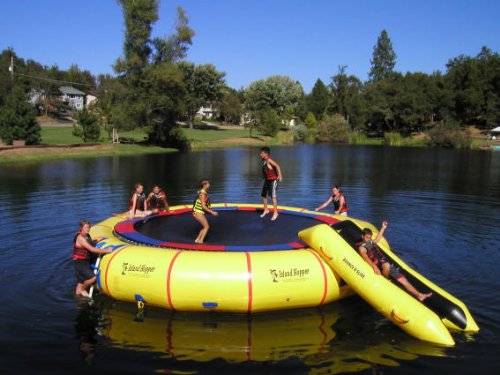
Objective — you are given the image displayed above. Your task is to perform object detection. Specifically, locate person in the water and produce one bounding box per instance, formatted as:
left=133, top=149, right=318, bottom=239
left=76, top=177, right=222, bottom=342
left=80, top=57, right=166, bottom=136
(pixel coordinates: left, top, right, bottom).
left=72, top=219, right=112, bottom=298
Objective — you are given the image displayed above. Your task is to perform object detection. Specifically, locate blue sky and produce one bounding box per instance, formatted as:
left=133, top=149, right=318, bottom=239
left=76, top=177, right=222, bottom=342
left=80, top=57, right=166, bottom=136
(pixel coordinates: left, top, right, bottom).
left=1, top=0, right=499, bottom=92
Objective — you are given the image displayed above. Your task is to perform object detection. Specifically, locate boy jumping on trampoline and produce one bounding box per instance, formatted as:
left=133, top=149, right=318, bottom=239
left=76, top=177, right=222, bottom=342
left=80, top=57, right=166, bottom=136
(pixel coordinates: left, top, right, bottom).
left=260, top=147, right=283, bottom=221
left=358, top=221, right=432, bottom=302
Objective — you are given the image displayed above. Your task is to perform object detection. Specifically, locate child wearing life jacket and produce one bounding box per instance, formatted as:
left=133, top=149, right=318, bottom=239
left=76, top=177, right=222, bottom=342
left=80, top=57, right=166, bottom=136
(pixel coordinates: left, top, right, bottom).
left=72, top=219, right=112, bottom=298
left=192, top=180, right=218, bottom=244
left=358, top=221, right=432, bottom=302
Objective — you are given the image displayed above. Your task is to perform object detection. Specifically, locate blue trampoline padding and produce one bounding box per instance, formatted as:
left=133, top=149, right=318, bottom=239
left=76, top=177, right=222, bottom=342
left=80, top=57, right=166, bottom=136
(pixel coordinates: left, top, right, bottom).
left=114, top=204, right=339, bottom=252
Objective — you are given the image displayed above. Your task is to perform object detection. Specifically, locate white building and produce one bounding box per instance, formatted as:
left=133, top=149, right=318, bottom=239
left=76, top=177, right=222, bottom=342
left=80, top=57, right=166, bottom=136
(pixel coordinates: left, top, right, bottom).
left=59, top=86, right=85, bottom=110
left=195, top=103, right=218, bottom=120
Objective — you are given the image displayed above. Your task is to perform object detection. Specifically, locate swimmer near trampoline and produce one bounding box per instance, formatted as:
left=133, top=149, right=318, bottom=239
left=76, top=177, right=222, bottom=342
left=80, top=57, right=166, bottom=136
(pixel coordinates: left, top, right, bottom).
left=89, top=202, right=479, bottom=346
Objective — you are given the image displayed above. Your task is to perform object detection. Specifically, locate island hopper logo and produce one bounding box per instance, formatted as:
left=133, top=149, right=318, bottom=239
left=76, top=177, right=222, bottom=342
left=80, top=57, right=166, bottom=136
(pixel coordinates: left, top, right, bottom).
left=122, top=262, right=156, bottom=278
left=270, top=267, right=309, bottom=282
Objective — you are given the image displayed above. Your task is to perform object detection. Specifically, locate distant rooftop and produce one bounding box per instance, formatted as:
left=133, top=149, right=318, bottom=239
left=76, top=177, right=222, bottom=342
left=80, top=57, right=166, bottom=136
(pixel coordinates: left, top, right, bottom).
left=59, top=86, right=85, bottom=96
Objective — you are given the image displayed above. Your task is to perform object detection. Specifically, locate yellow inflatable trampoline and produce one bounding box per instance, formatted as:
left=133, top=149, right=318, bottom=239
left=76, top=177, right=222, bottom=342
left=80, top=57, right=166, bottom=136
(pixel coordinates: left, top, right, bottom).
left=89, top=203, right=478, bottom=345
left=91, top=203, right=353, bottom=313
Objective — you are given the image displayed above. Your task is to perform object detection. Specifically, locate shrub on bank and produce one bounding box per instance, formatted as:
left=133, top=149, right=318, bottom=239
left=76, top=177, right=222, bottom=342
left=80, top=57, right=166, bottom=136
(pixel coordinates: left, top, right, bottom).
left=315, top=114, right=350, bottom=143
left=293, top=124, right=308, bottom=143
left=427, top=121, right=472, bottom=149
left=73, top=109, right=101, bottom=143
left=383, top=132, right=403, bottom=146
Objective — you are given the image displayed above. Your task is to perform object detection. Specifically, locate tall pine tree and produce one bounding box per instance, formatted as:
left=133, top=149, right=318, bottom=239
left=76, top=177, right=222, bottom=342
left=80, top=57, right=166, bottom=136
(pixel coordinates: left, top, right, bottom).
left=369, top=30, right=397, bottom=81
left=306, top=79, right=329, bottom=121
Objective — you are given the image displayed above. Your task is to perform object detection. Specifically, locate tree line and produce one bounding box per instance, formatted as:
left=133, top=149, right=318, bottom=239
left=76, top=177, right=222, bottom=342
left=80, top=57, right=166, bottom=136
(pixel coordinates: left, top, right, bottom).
left=1, top=0, right=499, bottom=148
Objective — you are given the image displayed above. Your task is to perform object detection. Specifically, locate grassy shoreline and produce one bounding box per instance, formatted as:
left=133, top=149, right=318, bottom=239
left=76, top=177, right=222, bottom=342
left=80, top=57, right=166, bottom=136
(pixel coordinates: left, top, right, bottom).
left=1, top=124, right=497, bottom=166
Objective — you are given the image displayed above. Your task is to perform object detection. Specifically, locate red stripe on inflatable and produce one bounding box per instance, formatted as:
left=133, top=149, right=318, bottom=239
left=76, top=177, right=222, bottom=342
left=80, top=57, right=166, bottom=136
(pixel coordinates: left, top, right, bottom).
left=314, top=216, right=339, bottom=225
left=103, top=246, right=128, bottom=299
left=161, top=242, right=226, bottom=251
left=114, top=221, right=136, bottom=233
left=237, top=207, right=258, bottom=211
left=287, top=241, right=306, bottom=249
left=246, top=252, right=253, bottom=313
left=166, top=250, right=182, bottom=310
left=305, top=249, right=328, bottom=305
left=171, top=207, right=192, bottom=214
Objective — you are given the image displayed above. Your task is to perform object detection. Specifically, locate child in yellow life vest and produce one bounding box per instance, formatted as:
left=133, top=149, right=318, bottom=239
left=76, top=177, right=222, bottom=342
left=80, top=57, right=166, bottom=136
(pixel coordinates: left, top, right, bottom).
left=192, top=180, right=218, bottom=243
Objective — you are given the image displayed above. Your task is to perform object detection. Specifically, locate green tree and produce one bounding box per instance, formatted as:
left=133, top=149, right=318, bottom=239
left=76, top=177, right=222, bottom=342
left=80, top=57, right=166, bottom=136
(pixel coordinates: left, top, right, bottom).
left=65, top=64, right=96, bottom=89
left=254, top=107, right=280, bottom=137
left=328, top=65, right=365, bottom=130
left=304, top=111, right=318, bottom=129
left=74, top=109, right=101, bottom=143
left=0, top=86, right=40, bottom=145
left=114, top=0, right=159, bottom=83
left=445, top=54, right=483, bottom=124
left=144, top=63, right=188, bottom=149
left=152, top=6, right=195, bottom=64
left=219, top=88, right=243, bottom=124
left=177, top=62, right=226, bottom=127
left=369, top=30, right=397, bottom=81
left=363, top=76, right=399, bottom=133
left=476, top=46, right=500, bottom=127
left=112, top=1, right=194, bottom=149
left=245, top=75, right=304, bottom=125
left=95, top=74, right=127, bottom=136
left=306, top=79, right=329, bottom=120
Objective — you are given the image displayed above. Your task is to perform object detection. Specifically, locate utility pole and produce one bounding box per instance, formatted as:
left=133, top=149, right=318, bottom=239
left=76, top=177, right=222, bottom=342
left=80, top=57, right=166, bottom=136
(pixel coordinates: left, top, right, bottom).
left=9, top=56, right=14, bottom=80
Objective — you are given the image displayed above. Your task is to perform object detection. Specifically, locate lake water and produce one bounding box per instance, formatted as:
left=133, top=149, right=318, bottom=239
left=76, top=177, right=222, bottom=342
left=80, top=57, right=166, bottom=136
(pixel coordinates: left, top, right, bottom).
left=0, top=144, right=499, bottom=374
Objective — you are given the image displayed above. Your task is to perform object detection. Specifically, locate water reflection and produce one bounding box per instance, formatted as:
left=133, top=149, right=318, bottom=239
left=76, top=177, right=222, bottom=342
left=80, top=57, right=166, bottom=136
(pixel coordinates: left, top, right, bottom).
left=74, top=301, right=103, bottom=366
left=96, top=299, right=446, bottom=373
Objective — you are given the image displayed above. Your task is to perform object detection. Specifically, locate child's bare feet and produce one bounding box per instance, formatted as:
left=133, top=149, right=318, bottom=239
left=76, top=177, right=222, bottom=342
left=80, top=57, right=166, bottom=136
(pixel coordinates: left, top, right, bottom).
left=260, top=210, right=269, bottom=218
left=79, top=290, right=90, bottom=298
left=271, top=212, right=279, bottom=221
left=418, top=292, right=432, bottom=301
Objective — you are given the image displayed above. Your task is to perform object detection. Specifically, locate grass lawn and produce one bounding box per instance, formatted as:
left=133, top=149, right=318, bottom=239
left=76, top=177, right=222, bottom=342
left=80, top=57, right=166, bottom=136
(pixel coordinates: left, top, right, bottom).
left=182, top=127, right=253, bottom=142
left=0, top=144, right=175, bottom=165
left=40, top=125, right=254, bottom=145
left=41, top=125, right=84, bottom=145
left=41, top=126, right=150, bottom=145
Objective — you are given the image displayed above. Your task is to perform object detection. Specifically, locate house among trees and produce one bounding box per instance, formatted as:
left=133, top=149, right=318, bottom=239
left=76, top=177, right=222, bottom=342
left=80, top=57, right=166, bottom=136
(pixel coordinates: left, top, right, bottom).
left=28, top=88, right=46, bottom=106
left=195, top=102, right=219, bottom=120
left=59, top=86, right=85, bottom=110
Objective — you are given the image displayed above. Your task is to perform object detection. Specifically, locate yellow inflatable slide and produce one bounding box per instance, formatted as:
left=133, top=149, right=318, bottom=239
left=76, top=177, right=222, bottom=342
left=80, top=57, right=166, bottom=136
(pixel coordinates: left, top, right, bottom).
left=299, top=220, right=479, bottom=346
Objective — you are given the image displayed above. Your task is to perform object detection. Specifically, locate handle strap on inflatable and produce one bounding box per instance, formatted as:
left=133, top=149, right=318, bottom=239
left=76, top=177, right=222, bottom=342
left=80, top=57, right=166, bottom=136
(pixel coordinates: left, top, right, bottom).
left=319, top=246, right=333, bottom=260
left=88, top=255, right=102, bottom=299
left=391, top=309, right=410, bottom=324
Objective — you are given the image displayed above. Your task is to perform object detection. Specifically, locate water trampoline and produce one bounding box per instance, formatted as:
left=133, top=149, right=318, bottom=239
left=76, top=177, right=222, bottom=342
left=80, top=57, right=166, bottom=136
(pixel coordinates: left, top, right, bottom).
left=91, top=203, right=352, bottom=313
left=89, top=203, right=478, bottom=345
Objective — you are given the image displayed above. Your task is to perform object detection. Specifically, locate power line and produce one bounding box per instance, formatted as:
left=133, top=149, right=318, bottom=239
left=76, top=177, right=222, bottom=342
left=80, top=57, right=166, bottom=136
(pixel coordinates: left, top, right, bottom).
left=14, top=72, right=94, bottom=87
